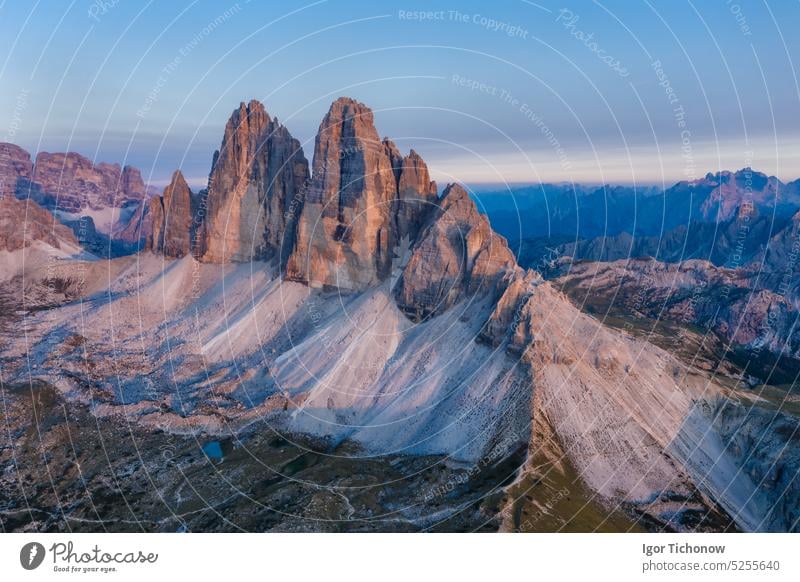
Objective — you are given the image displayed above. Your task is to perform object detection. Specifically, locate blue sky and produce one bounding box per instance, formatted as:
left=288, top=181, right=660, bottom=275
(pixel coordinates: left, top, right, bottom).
left=1, top=0, right=799, bottom=189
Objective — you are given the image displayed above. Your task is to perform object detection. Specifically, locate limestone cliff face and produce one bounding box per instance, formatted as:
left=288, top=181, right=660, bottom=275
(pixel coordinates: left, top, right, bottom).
left=479, top=268, right=541, bottom=348
left=395, top=148, right=438, bottom=241
left=0, top=142, right=149, bottom=254
left=0, top=143, right=33, bottom=199
left=286, top=98, right=398, bottom=288
left=199, top=100, right=309, bottom=263
left=147, top=170, right=194, bottom=258
left=115, top=198, right=152, bottom=245
left=0, top=195, right=77, bottom=251
left=286, top=98, right=437, bottom=290
left=395, top=183, right=517, bottom=321
left=29, top=151, right=146, bottom=212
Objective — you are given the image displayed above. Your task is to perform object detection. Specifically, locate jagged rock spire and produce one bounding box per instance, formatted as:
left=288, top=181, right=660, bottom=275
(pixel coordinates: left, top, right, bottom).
left=198, top=99, right=309, bottom=263
left=285, top=97, right=437, bottom=290
left=285, top=97, right=399, bottom=288
left=394, top=183, right=516, bottom=321
left=147, top=170, right=194, bottom=258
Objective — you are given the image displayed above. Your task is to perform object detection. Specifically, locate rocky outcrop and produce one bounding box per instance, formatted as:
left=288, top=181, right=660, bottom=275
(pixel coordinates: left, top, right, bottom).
left=699, top=169, right=789, bottom=222
left=147, top=170, right=194, bottom=258
left=115, top=197, right=152, bottom=245
left=526, top=205, right=788, bottom=271
left=550, top=257, right=800, bottom=364
left=0, top=194, right=77, bottom=251
left=395, top=148, right=438, bottom=240
left=199, top=100, right=309, bottom=263
left=757, top=209, right=800, bottom=296
left=395, top=183, right=517, bottom=321
left=286, top=98, right=398, bottom=288
left=479, top=268, right=541, bottom=347
left=27, top=151, right=146, bottom=213
left=286, top=98, right=437, bottom=290
left=0, top=143, right=33, bottom=199
left=0, top=143, right=151, bottom=256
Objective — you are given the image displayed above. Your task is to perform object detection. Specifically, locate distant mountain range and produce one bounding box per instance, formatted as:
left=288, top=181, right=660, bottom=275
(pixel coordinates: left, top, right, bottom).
left=473, top=168, right=800, bottom=381
left=481, top=169, right=800, bottom=243
left=0, top=142, right=155, bottom=257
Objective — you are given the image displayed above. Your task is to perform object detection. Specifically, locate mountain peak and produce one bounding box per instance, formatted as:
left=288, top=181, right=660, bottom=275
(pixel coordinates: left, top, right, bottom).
left=286, top=98, right=401, bottom=289
left=168, top=168, right=188, bottom=188
left=395, top=181, right=516, bottom=321
left=442, top=182, right=469, bottom=201
left=0, top=142, right=33, bottom=198
left=329, top=95, right=370, bottom=111
left=27, top=150, right=146, bottom=213
left=198, top=100, right=308, bottom=263
left=239, top=98, right=269, bottom=119
left=147, top=169, right=194, bottom=258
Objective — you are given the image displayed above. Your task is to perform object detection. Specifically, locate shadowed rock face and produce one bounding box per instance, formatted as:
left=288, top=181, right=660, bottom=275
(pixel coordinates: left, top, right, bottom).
left=147, top=170, right=194, bottom=258
left=199, top=100, right=309, bottom=263
left=0, top=195, right=77, bottom=251
left=395, top=183, right=517, bottom=321
left=286, top=98, right=437, bottom=290
left=0, top=143, right=33, bottom=199
left=115, top=197, right=152, bottom=245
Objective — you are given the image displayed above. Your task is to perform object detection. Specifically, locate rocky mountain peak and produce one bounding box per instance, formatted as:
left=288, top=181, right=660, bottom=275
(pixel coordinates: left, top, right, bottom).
left=147, top=170, right=194, bottom=258
left=29, top=151, right=146, bottom=213
left=398, top=149, right=435, bottom=197
left=394, top=147, right=438, bottom=245
left=382, top=137, right=403, bottom=182
left=0, top=143, right=150, bottom=253
left=325, top=96, right=375, bottom=132
left=161, top=97, right=505, bottom=323
left=199, top=99, right=309, bottom=263
left=285, top=98, right=403, bottom=289
left=221, top=100, right=272, bottom=183
left=395, top=182, right=517, bottom=321
left=699, top=167, right=782, bottom=221
left=0, top=142, right=33, bottom=198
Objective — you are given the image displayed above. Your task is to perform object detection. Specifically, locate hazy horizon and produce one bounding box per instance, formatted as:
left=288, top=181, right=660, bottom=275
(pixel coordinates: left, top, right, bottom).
left=3, top=0, right=799, bottom=188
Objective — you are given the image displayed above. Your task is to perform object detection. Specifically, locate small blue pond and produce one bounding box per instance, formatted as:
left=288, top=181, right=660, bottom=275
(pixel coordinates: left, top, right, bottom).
left=202, top=441, right=224, bottom=461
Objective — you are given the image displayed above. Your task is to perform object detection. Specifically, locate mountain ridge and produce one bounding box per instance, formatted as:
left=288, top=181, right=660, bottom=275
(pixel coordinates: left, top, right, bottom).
left=1, top=98, right=799, bottom=532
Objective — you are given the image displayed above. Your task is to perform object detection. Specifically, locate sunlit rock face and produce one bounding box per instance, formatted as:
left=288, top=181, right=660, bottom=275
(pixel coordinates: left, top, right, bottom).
left=0, top=194, right=77, bottom=251
left=286, top=97, right=399, bottom=289
left=29, top=151, right=146, bottom=212
left=387, top=142, right=439, bottom=242
left=395, top=183, right=517, bottom=321
left=0, top=142, right=33, bottom=199
left=199, top=100, right=309, bottom=263
left=147, top=170, right=194, bottom=258
left=286, top=98, right=437, bottom=291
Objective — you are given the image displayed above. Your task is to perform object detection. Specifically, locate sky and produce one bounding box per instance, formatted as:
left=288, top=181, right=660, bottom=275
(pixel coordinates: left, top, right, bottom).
left=1, top=0, right=799, bottom=190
